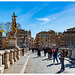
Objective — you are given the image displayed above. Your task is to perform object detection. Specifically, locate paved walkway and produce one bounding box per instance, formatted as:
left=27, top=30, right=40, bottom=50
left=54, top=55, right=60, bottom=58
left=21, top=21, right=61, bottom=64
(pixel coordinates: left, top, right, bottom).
left=26, top=51, right=75, bottom=74
left=4, top=52, right=31, bottom=73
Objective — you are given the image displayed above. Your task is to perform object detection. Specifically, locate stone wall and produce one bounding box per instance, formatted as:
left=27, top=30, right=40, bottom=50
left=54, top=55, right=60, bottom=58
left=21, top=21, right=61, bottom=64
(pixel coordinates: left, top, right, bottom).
left=0, top=48, right=28, bottom=73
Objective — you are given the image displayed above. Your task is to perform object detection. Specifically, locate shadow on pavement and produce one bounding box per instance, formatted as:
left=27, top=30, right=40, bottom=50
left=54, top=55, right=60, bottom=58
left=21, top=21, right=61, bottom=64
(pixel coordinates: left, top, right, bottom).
left=47, top=63, right=60, bottom=67
left=42, top=58, right=52, bottom=61
left=56, top=70, right=64, bottom=74
left=65, top=63, right=75, bottom=68
left=33, top=57, right=38, bottom=59
left=42, top=58, right=49, bottom=61
left=47, top=63, right=53, bottom=67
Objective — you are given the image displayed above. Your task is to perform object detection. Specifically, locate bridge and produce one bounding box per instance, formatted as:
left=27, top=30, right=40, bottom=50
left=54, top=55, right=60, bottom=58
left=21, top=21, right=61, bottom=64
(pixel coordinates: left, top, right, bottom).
left=0, top=48, right=75, bottom=74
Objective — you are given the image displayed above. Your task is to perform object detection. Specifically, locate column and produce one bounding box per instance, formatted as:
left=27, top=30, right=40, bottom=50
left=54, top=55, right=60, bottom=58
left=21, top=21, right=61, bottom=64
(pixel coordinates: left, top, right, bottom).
left=4, top=51, right=10, bottom=69
left=0, top=53, right=4, bottom=73
left=71, top=50, right=75, bottom=59
left=17, top=49, right=20, bottom=60
left=67, top=49, right=70, bottom=57
left=9, top=49, right=14, bottom=64
left=20, top=49, right=22, bottom=57
left=13, top=49, right=17, bottom=62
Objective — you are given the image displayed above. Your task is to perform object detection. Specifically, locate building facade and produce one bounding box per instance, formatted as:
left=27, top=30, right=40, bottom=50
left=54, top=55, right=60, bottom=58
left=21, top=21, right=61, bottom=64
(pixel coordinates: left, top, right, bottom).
left=35, top=30, right=57, bottom=48
left=56, top=32, right=65, bottom=48
left=2, top=37, right=6, bottom=48
left=0, top=32, right=2, bottom=48
left=17, top=29, right=31, bottom=48
left=63, top=27, right=75, bottom=48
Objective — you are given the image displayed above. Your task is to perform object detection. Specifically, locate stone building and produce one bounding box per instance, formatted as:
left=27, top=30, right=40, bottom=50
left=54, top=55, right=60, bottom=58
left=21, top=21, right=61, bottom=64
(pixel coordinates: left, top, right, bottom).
left=30, top=37, right=34, bottom=48
left=35, top=30, right=57, bottom=48
left=0, top=32, right=2, bottom=48
left=56, top=32, right=65, bottom=48
left=2, top=37, right=6, bottom=48
left=17, top=29, right=31, bottom=48
left=63, top=27, right=75, bottom=48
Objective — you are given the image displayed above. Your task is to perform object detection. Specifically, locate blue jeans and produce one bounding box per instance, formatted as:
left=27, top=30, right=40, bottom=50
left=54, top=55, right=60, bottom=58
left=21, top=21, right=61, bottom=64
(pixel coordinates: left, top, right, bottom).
left=61, top=58, right=65, bottom=70
left=53, top=56, right=58, bottom=63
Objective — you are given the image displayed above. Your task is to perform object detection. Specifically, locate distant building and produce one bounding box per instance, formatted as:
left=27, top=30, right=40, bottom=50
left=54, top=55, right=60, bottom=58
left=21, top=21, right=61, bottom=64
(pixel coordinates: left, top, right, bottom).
left=30, top=37, right=35, bottom=48
left=57, top=27, right=75, bottom=48
left=56, top=32, right=65, bottom=48
left=17, top=29, right=31, bottom=48
left=0, top=32, right=2, bottom=48
left=35, top=30, right=57, bottom=48
left=63, top=27, right=75, bottom=48
left=2, top=37, right=6, bottom=48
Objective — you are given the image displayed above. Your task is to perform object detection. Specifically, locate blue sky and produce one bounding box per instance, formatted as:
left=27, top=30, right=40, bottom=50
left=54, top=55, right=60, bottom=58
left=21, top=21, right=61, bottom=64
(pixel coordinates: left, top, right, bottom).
left=0, top=2, right=75, bottom=38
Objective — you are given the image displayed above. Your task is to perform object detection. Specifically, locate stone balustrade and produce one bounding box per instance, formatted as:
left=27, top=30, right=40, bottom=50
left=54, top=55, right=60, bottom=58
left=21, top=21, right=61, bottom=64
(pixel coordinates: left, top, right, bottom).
left=59, top=48, right=75, bottom=59
left=13, top=49, right=17, bottom=62
left=4, top=50, right=10, bottom=69
left=0, top=51, right=5, bottom=73
left=9, top=49, right=14, bottom=64
left=0, top=48, right=28, bottom=74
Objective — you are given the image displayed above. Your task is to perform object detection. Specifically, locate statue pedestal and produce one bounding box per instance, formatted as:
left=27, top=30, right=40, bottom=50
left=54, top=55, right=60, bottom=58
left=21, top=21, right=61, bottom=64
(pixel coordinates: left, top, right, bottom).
left=6, top=37, right=17, bottom=49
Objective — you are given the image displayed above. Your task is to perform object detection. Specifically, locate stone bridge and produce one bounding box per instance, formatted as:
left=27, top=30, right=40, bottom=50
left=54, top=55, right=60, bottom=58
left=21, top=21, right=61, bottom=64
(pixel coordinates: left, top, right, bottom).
left=0, top=48, right=28, bottom=73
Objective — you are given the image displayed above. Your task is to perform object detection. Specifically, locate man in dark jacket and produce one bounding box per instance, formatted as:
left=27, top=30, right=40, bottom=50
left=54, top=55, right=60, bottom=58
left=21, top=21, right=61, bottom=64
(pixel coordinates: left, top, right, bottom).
left=60, top=50, right=65, bottom=71
left=43, top=47, right=47, bottom=56
left=32, top=48, right=34, bottom=53
left=48, top=47, right=52, bottom=59
left=53, top=48, right=58, bottom=64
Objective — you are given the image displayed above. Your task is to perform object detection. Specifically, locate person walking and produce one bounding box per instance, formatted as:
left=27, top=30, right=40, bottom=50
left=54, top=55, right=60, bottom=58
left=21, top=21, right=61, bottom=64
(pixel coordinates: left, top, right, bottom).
left=48, top=47, right=52, bottom=60
left=53, top=48, right=59, bottom=65
left=32, top=48, right=34, bottom=53
left=43, top=47, right=47, bottom=56
left=60, top=50, right=65, bottom=71
left=22, top=48, right=24, bottom=56
left=37, top=47, right=41, bottom=57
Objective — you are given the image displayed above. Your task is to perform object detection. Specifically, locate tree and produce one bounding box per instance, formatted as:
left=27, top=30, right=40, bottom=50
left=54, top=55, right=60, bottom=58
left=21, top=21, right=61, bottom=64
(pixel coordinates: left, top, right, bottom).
left=17, top=23, right=22, bottom=30
left=0, top=22, right=21, bottom=36
left=4, top=22, right=12, bottom=34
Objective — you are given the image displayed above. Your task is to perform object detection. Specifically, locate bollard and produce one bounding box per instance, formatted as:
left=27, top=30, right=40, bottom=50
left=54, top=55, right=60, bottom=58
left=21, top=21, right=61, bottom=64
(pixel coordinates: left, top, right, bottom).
left=9, top=49, right=14, bottom=64
left=4, top=51, right=10, bottom=69
left=13, top=49, right=17, bottom=62
left=17, top=49, right=20, bottom=60
left=0, top=53, right=5, bottom=73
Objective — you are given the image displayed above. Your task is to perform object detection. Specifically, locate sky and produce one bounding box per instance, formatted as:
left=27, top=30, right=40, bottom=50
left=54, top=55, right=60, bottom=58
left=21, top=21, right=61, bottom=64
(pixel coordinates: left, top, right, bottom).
left=0, top=1, right=75, bottom=38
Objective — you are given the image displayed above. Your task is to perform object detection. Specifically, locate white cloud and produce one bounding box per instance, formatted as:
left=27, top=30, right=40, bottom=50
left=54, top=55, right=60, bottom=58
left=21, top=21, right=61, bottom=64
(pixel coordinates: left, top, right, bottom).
left=18, top=3, right=50, bottom=22
left=37, top=18, right=51, bottom=22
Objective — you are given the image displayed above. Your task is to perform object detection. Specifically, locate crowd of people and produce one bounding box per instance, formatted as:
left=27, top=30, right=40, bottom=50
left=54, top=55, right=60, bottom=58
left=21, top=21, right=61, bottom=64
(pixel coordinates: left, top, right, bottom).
left=31, top=47, right=66, bottom=72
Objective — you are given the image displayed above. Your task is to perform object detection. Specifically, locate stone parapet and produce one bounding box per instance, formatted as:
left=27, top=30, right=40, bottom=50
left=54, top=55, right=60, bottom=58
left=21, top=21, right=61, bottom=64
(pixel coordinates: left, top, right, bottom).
left=9, top=49, right=14, bottom=64
left=0, top=51, right=5, bottom=73
left=13, top=49, right=17, bottom=62
left=4, top=50, right=10, bottom=69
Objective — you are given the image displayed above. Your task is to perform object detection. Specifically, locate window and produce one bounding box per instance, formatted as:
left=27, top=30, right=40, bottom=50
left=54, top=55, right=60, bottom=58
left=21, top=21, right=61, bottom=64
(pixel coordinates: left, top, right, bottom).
left=41, top=34, right=44, bottom=37
left=45, top=34, right=49, bottom=37
left=25, top=32, right=27, bottom=34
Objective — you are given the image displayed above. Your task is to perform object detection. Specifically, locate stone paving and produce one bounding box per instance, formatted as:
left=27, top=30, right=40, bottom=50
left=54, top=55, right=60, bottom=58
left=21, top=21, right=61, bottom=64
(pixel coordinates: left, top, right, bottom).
left=26, top=51, right=75, bottom=74
left=4, top=52, right=31, bottom=73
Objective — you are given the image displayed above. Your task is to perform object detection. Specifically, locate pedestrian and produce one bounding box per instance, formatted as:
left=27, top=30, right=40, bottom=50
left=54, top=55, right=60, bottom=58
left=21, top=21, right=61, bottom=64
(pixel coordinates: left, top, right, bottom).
left=43, top=47, right=47, bottom=56
left=53, top=48, right=59, bottom=65
left=48, top=47, right=52, bottom=60
left=32, top=48, right=34, bottom=53
left=22, top=48, right=24, bottom=56
left=58, top=52, right=61, bottom=63
left=37, top=47, right=41, bottom=57
left=60, top=50, right=65, bottom=71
